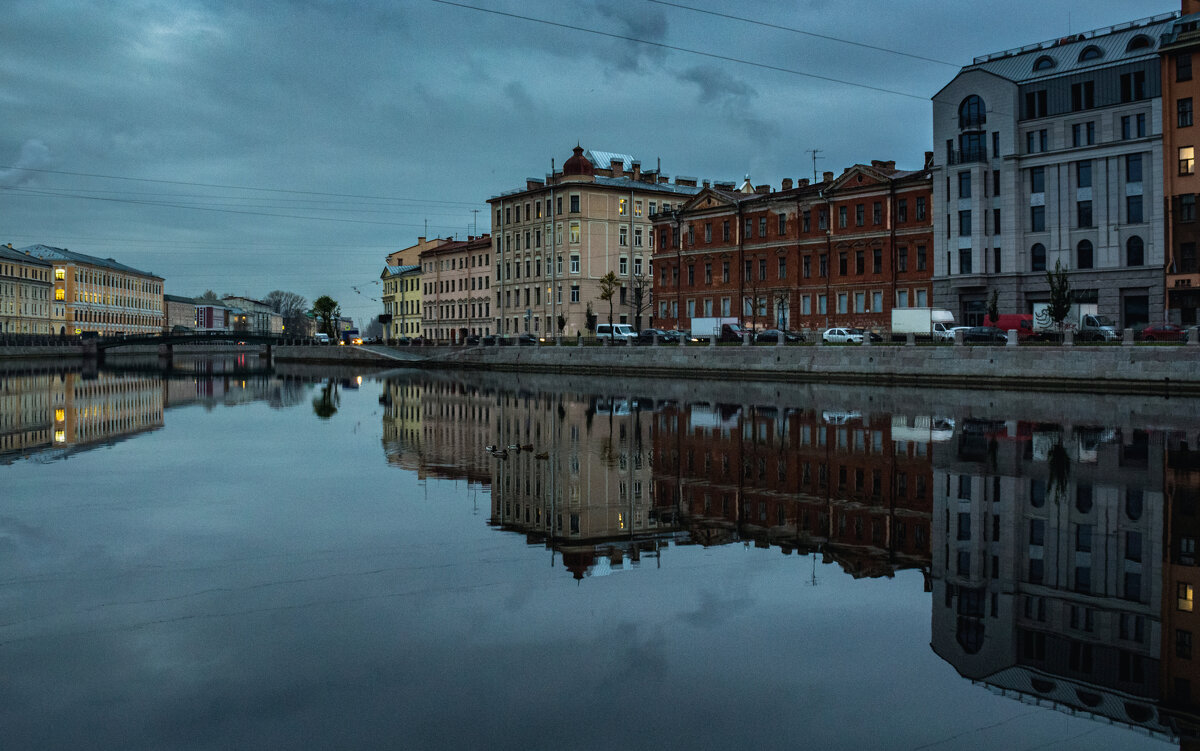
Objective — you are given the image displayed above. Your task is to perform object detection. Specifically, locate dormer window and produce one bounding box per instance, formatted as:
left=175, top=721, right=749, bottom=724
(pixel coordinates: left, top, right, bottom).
left=1079, top=45, right=1103, bottom=62
left=1126, top=35, right=1152, bottom=52
left=1033, top=55, right=1055, bottom=71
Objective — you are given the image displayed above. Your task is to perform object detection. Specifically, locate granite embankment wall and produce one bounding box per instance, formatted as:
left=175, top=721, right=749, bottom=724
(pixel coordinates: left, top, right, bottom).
left=349, top=341, right=1200, bottom=396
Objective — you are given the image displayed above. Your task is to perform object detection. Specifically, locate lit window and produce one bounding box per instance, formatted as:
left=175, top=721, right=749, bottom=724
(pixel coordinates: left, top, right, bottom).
left=54, top=268, right=65, bottom=280
left=619, top=198, right=628, bottom=216
left=55, top=289, right=64, bottom=301
left=1181, top=582, right=1195, bottom=612
left=1182, top=146, right=1196, bottom=176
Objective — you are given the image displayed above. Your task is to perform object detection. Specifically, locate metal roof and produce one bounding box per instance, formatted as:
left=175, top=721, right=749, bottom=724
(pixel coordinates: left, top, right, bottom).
left=0, top=244, right=51, bottom=266
left=383, top=264, right=421, bottom=276
left=19, top=244, right=161, bottom=278
left=591, top=175, right=703, bottom=196
left=962, top=12, right=1177, bottom=84
left=583, top=149, right=637, bottom=169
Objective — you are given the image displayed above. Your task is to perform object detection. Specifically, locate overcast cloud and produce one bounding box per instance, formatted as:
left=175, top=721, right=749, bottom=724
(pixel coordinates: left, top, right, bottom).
left=1, top=0, right=1166, bottom=326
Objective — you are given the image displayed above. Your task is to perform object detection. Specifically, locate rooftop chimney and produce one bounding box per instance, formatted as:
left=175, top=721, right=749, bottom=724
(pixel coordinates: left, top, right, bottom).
left=610, top=158, right=623, bottom=175
left=822, top=171, right=834, bottom=183
left=755, top=184, right=771, bottom=194
left=798, top=178, right=809, bottom=187
left=781, top=178, right=793, bottom=190
left=632, top=160, right=641, bottom=180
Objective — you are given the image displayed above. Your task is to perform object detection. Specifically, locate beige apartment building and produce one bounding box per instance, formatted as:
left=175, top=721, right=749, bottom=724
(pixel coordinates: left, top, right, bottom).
left=488, top=146, right=703, bottom=337
left=421, top=234, right=492, bottom=342
left=381, top=264, right=422, bottom=340
left=21, top=244, right=163, bottom=336
left=0, top=244, right=53, bottom=335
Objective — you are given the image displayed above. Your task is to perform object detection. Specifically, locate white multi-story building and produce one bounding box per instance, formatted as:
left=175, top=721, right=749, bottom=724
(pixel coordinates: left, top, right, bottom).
left=931, top=13, right=1176, bottom=328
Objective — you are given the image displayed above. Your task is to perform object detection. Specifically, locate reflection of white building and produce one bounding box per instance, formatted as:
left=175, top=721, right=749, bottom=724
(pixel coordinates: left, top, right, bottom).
left=931, top=426, right=1167, bottom=739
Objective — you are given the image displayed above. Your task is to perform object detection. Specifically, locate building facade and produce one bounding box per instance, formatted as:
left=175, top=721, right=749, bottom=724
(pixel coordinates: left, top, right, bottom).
left=652, top=159, right=933, bottom=334
left=22, top=244, right=163, bottom=336
left=931, top=13, right=1174, bottom=328
left=0, top=244, right=53, bottom=335
left=420, top=234, right=491, bottom=342
left=221, top=296, right=283, bottom=335
left=1162, top=4, right=1200, bottom=325
left=489, top=146, right=702, bottom=338
left=194, top=300, right=233, bottom=332
left=381, top=264, right=422, bottom=340
left=163, top=294, right=197, bottom=332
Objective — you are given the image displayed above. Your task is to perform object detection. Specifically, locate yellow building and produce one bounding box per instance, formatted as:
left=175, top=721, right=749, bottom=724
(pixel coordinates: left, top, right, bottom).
left=0, top=243, right=53, bottom=335
left=381, top=264, right=422, bottom=340
left=21, top=244, right=163, bottom=336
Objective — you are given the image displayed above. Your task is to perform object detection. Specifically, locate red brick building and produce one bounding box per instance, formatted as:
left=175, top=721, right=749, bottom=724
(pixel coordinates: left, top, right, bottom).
left=652, top=157, right=934, bottom=335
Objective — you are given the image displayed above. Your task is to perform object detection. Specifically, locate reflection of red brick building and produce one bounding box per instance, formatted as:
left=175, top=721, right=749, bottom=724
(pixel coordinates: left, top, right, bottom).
left=1162, top=434, right=1200, bottom=741
left=651, top=403, right=933, bottom=576
left=651, top=157, right=933, bottom=335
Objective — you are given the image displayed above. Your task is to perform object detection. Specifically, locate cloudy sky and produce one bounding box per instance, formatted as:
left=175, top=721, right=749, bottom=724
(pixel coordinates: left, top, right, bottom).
left=1, top=0, right=1169, bottom=327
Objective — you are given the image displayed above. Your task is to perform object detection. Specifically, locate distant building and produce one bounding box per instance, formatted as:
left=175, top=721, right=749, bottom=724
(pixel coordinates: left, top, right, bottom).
left=163, top=294, right=196, bottom=332
left=489, top=146, right=702, bottom=337
left=386, top=236, right=451, bottom=268
left=194, top=299, right=233, bottom=333
left=22, top=244, right=163, bottom=336
left=0, top=243, right=53, bottom=335
left=221, top=296, right=282, bottom=334
left=381, top=264, right=422, bottom=340
left=1161, top=5, right=1200, bottom=324
left=420, top=234, right=492, bottom=342
left=931, top=11, right=1174, bottom=327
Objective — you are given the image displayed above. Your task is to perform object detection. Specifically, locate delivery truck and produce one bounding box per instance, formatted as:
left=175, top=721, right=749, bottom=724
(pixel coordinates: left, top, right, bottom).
left=890, top=308, right=955, bottom=341
left=688, top=317, right=742, bottom=341
left=1031, top=303, right=1118, bottom=341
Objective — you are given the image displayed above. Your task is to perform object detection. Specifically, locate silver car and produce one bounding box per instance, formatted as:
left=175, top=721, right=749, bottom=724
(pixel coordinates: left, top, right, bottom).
left=822, top=327, right=863, bottom=344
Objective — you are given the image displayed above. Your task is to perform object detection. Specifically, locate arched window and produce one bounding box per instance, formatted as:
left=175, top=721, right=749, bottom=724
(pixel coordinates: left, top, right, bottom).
left=1127, top=236, right=1144, bottom=266
left=1031, top=243, right=1047, bottom=272
left=959, top=95, right=986, bottom=129
left=1079, top=45, right=1103, bottom=62
left=1077, top=239, right=1094, bottom=269
left=1033, top=55, right=1056, bottom=71
left=1127, top=35, right=1152, bottom=52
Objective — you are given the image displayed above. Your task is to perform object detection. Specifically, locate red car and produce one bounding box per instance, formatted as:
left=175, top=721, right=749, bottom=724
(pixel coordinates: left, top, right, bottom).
left=1140, top=323, right=1189, bottom=342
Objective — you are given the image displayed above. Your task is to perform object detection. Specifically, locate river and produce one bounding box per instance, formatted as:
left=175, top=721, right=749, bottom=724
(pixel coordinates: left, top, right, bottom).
left=1, top=355, right=1197, bottom=750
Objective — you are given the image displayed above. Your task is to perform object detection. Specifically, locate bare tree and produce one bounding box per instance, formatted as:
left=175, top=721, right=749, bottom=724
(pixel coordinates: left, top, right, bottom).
left=598, top=271, right=619, bottom=329
left=631, top=272, right=653, bottom=331
left=264, top=290, right=309, bottom=334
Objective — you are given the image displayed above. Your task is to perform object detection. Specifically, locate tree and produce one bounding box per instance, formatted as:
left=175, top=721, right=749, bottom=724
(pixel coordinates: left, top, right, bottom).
left=585, top=302, right=597, bottom=335
left=631, top=272, right=653, bottom=331
left=364, top=316, right=383, bottom=339
left=597, top=271, right=619, bottom=329
left=1046, top=259, right=1073, bottom=339
left=987, top=289, right=999, bottom=325
left=772, top=291, right=791, bottom=330
left=557, top=314, right=566, bottom=335
left=312, top=380, right=339, bottom=419
left=198, top=290, right=219, bottom=301
left=264, top=290, right=309, bottom=334
left=311, top=295, right=340, bottom=337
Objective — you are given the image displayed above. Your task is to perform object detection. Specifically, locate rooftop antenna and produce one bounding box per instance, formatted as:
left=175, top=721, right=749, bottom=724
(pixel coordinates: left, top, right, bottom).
left=471, top=209, right=479, bottom=236
left=805, top=149, right=823, bottom=183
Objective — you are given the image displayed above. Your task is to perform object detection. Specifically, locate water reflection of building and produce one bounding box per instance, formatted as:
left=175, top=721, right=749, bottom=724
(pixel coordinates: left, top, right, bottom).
left=0, top=372, right=54, bottom=458
left=380, top=377, right=491, bottom=485
left=653, top=404, right=935, bottom=579
left=1163, top=430, right=1200, bottom=743
left=931, top=421, right=1171, bottom=741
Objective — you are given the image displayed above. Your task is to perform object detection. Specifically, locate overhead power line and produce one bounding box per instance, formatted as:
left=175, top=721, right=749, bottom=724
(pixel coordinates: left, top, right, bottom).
left=428, top=0, right=930, bottom=102
left=646, top=0, right=959, bottom=67
left=0, top=164, right=481, bottom=208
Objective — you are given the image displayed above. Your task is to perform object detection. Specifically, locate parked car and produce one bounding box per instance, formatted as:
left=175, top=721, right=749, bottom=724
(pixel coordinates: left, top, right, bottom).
left=637, top=328, right=679, bottom=344
left=963, top=326, right=1009, bottom=344
left=822, top=327, right=863, bottom=344
left=512, top=333, right=538, bottom=345
left=755, top=328, right=804, bottom=343
left=480, top=335, right=497, bottom=345
left=1139, top=323, right=1188, bottom=342
left=464, top=334, right=481, bottom=345
left=596, top=323, right=637, bottom=341
left=314, top=333, right=330, bottom=345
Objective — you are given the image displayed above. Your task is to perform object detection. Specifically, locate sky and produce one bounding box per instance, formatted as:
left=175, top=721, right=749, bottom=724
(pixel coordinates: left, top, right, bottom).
left=1, top=0, right=1175, bottom=328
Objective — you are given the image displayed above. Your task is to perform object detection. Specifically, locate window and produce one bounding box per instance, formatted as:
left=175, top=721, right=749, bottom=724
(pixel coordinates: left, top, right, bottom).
left=1077, top=239, right=1093, bottom=269
left=633, top=257, right=642, bottom=276
left=759, top=217, right=767, bottom=237
left=801, top=295, right=811, bottom=315
left=898, top=247, right=908, bottom=272
left=820, top=254, right=828, bottom=277
left=993, top=208, right=1001, bottom=235
left=758, top=258, right=766, bottom=280
left=873, top=202, right=882, bottom=224
left=704, top=263, right=712, bottom=283
left=1127, top=153, right=1143, bottom=183
left=1183, top=194, right=1196, bottom=222
left=778, top=257, right=786, bottom=279
left=1026, top=129, right=1048, bottom=153
left=817, top=294, right=827, bottom=314
left=896, top=289, right=908, bottom=307
left=570, top=284, right=579, bottom=303
left=744, top=218, right=752, bottom=238
left=872, top=248, right=882, bottom=274
left=619, top=226, right=627, bottom=246
left=855, top=251, right=864, bottom=275
left=802, top=256, right=811, bottom=278
left=778, top=214, right=786, bottom=235
left=959, top=210, right=971, bottom=237
left=837, top=293, right=847, bottom=314
left=958, top=172, right=971, bottom=198
left=897, top=199, right=907, bottom=222
left=619, top=256, right=628, bottom=275
left=916, top=197, right=926, bottom=221
left=1180, top=630, right=1194, bottom=660
left=1127, top=236, right=1144, bottom=266
left=959, top=95, right=985, bottom=128
left=570, top=254, right=579, bottom=273
left=802, top=211, right=811, bottom=232
left=634, top=200, right=642, bottom=217
left=569, top=195, right=579, bottom=212
left=916, top=289, right=927, bottom=306
left=855, top=204, right=865, bottom=226
left=1181, top=98, right=1194, bottom=128
left=54, top=288, right=64, bottom=301
left=722, top=221, right=730, bottom=241
left=1024, top=89, right=1048, bottom=118
left=1076, top=161, right=1091, bottom=189
left=1031, top=243, right=1047, bottom=271
left=1071, top=80, right=1095, bottom=111
left=1181, top=52, right=1194, bottom=82
left=569, top=221, right=580, bottom=243
left=1182, top=146, right=1195, bottom=176
left=634, top=227, right=643, bottom=247
left=917, top=245, right=927, bottom=271
left=1030, top=166, right=1045, bottom=193
left=872, top=290, right=882, bottom=313
left=1127, top=195, right=1143, bottom=224
left=687, top=264, right=694, bottom=285
left=959, top=248, right=972, bottom=274
left=1120, top=70, right=1147, bottom=103
left=1180, top=582, right=1194, bottom=612
left=838, top=206, right=847, bottom=228
left=854, top=292, right=866, bottom=313
left=724, top=261, right=731, bottom=283
left=1077, top=201, right=1092, bottom=229
left=619, top=197, right=628, bottom=216
left=54, top=268, right=64, bottom=280
left=704, top=223, right=712, bottom=242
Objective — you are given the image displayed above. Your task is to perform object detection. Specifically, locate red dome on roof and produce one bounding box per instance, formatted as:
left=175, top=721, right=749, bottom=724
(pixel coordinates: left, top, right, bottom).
left=562, top=145, right=594, bottom=176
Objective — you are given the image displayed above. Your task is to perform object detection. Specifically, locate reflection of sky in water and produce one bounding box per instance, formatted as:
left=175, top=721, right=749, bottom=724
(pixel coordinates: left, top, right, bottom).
left=0, top=370, right=1177, bottom=750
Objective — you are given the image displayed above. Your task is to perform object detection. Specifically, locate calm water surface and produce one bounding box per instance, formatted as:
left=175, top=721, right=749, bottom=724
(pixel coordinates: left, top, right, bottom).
left=2, top=355, right=1199, bottom=750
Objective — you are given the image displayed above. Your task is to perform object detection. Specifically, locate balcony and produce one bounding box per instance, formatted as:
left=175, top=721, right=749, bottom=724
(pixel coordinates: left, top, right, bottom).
left=948, top=149, right=988, bottom=166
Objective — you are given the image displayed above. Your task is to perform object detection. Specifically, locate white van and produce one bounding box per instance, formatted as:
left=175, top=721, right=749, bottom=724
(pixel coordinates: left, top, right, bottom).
left=595, top=323, right=636, bottom=341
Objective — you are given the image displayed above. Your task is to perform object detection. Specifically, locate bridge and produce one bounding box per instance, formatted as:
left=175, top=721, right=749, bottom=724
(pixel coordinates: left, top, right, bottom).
left=82, top=331, right=315, bottom=363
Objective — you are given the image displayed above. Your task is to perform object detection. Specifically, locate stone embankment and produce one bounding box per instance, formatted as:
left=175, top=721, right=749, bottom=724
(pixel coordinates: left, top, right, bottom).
left=274, top=340, right=1200, bottom=396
